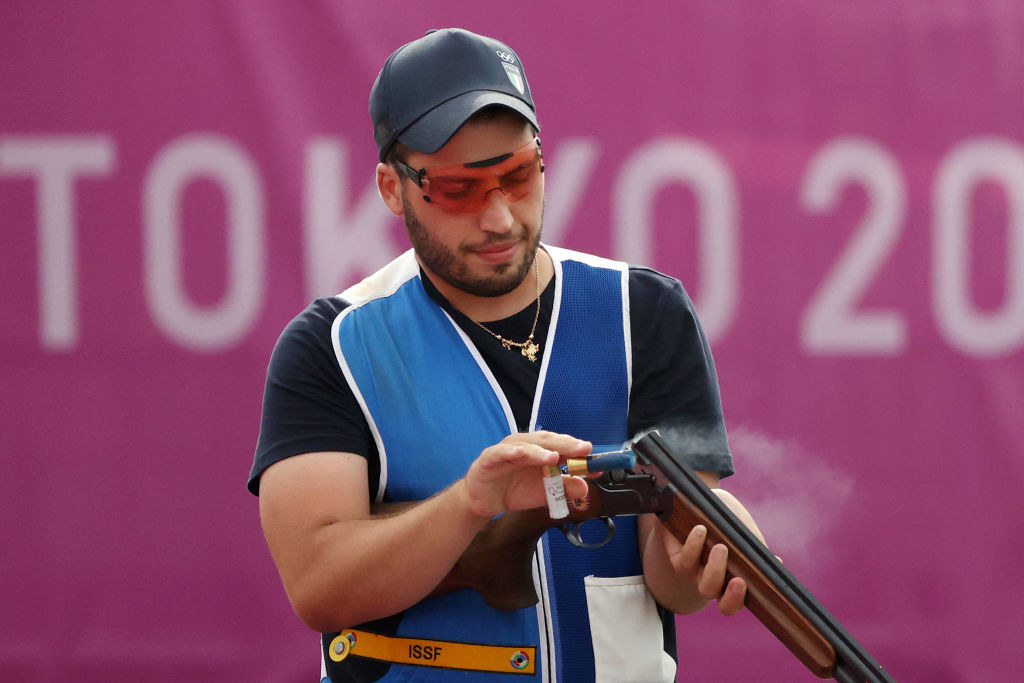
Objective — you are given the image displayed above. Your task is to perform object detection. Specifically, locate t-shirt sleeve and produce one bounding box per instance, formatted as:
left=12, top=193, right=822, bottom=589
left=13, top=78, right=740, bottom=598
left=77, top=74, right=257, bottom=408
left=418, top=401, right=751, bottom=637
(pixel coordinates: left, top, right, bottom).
left=627, top=267, right=734, bottom=478
left=246, top=298, right=374, bottom=495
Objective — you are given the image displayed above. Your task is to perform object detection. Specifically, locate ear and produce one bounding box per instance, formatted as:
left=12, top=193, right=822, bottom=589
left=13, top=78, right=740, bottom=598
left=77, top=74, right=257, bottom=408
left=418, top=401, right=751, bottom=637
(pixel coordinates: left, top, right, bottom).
left=376, top=163, right=405, bottom=217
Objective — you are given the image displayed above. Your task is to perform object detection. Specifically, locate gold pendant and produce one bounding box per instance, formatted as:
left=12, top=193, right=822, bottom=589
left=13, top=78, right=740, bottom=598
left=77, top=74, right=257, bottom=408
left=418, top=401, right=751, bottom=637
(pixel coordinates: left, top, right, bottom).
left=521, top=341, right=539, bottom=362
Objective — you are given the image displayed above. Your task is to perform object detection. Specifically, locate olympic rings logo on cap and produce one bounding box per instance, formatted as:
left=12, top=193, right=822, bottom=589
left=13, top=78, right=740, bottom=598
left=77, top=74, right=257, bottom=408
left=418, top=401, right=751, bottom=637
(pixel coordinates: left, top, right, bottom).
left=495, top=50, right=516, bottom=64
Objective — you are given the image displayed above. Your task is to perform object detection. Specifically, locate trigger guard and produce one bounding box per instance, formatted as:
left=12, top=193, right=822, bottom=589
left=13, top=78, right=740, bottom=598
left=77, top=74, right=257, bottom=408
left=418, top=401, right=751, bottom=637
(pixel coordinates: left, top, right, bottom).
left=561, top=517, right=617, bottom=549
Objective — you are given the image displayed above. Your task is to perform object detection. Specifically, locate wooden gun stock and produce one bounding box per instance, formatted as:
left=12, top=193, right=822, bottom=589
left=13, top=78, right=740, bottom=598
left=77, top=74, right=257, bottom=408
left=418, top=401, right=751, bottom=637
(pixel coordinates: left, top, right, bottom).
left=428, top=468, right=661, bottom=610
left=428, top=504, right=551, bottom=610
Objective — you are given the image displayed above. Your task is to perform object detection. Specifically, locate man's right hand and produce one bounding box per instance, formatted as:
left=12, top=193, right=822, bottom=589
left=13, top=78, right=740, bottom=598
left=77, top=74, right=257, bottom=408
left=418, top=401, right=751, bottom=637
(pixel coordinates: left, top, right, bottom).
left=461, top=431, right=593, bottom=518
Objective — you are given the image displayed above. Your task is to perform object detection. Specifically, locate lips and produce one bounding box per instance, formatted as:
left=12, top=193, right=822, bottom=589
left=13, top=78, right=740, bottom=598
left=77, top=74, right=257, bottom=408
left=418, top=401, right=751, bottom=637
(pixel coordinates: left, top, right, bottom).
left=471, top=242, right=519, bottom=263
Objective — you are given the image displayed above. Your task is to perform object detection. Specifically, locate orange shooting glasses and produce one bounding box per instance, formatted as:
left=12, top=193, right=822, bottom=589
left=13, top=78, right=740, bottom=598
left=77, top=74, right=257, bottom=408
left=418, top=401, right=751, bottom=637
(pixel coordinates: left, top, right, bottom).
left=396, top=137, right=543, bottom=213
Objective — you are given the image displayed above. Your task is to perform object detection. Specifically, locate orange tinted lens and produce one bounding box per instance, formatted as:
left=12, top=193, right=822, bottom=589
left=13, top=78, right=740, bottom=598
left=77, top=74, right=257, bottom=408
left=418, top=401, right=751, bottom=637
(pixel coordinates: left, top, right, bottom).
left=425, top=177, right=488, bottom=211
left=422, top=140, right=541, bottom=213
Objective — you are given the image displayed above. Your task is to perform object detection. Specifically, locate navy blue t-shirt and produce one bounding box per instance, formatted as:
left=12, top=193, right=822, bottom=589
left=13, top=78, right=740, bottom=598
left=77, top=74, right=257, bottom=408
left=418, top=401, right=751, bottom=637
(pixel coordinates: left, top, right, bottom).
left=248, top=264, right=732, bottom=497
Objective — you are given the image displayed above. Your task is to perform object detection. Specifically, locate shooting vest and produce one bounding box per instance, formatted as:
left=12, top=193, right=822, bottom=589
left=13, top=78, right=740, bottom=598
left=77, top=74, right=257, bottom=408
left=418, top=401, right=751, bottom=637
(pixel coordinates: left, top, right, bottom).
left=324, top=246, right=675, bottom=682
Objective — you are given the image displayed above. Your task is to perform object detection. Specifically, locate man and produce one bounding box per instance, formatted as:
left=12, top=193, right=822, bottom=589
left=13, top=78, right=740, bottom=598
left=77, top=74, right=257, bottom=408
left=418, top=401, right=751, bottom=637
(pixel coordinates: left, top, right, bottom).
left=250, top=28, right=764, bottom=682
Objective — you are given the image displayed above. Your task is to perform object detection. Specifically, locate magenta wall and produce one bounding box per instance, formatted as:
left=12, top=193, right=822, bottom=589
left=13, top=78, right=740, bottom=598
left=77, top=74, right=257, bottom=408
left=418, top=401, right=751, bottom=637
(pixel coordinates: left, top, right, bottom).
left=2, top=2, right=1021, bottom=680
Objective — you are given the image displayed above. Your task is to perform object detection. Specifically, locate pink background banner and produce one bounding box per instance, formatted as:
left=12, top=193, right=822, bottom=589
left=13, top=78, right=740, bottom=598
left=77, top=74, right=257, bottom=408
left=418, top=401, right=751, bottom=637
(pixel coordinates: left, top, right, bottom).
left=2, top=2, right=1022, bottom=680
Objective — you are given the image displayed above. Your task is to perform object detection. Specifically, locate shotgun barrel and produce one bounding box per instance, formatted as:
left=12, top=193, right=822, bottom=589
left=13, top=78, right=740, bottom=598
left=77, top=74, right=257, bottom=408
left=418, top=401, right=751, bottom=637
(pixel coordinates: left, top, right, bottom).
left=632, top=432, right=894, bottom=682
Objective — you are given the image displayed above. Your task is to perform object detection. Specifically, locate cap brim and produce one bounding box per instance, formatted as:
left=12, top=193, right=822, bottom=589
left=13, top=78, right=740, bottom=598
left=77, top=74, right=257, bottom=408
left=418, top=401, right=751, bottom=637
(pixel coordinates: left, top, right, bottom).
left=396, top=91, right=539, bottom=155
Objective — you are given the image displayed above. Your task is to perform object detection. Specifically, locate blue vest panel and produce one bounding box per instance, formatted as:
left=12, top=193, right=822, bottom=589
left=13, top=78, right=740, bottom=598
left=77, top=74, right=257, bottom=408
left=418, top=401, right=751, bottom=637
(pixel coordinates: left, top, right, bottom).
left=535, top=259, right=637, bottom=683
left=330, top=250, right=633, bottom=682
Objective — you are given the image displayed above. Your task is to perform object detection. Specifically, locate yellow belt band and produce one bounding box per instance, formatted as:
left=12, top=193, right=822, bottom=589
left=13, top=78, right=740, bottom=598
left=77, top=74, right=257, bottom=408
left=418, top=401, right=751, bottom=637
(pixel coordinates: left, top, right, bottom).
left=328, top=629, right=536, bottom=675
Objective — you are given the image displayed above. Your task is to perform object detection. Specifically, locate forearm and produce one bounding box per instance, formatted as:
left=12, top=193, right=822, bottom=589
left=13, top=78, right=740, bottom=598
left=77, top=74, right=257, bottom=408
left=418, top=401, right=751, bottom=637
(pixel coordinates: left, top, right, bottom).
left=275, top=479, right=490, bottom=632
left=260, top=435, right=590, bottom=633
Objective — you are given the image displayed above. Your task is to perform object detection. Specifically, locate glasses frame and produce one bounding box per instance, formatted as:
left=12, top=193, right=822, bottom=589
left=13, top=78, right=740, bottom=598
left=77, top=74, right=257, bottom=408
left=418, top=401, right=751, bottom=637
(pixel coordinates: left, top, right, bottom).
left=394, top=137, right=544, bottom=213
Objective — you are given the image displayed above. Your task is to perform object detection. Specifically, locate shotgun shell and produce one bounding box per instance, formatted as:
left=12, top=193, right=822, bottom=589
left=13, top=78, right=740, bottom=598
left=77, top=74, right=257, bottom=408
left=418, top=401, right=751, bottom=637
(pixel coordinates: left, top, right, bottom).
left=541, top=463, right=569, bottom=519
left=564, top=449, right=636, bottom=475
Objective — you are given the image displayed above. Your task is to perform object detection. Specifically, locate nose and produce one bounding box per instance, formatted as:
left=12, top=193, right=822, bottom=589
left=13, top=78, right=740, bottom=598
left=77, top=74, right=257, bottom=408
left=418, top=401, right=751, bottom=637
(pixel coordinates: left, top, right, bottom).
left=477, top=187, right=515, bottom=233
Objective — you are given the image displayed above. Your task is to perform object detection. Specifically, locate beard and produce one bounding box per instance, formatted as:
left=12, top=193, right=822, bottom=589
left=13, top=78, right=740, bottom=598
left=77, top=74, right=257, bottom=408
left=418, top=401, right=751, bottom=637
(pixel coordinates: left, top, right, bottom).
left=401, top=193, right=542, bottom=298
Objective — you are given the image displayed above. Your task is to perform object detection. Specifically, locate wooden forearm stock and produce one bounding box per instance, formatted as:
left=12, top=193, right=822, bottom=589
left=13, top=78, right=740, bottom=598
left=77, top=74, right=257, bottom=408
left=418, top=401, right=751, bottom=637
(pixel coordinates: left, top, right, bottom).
left=431, top=433, right=893, bottom=682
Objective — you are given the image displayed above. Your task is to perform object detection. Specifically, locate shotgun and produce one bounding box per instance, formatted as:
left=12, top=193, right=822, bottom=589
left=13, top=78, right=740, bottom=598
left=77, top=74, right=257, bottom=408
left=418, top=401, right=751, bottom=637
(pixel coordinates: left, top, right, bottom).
left=429, top=432, right=893, bottom=682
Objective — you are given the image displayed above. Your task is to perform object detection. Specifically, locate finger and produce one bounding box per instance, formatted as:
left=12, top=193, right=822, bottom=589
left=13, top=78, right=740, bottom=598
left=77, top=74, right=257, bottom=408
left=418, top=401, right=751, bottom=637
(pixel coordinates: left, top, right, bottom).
left=509, top=431, right=592, bottom=458
left=697, top=543, right=729, bottom=600
left=480, top=443, right=559, bottom=470
left=562, top=475, right=589, bottom=501
left=666, top=524, right=706, bottom=574
left=468, top=446, right=557, bottom=494
left=718, top=577, right=747, bottom=616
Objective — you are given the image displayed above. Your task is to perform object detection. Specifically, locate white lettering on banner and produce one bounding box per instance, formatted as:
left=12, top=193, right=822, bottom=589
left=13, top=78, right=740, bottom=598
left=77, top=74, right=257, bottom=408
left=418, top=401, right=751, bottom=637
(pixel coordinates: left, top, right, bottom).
left=540, top=138, right=599, bottom=246
left=304, top=138, right=397, bottom=297
left=142, top=134, right=265, bottom=351
left=933, top=138, right=1024, bottom=357
left=799, top=138, right=908, bottom=355
left=5, top=133, right=1022, bottom=357
left=0, top=136, right=116, bottom=351
left=612, top=137, right=739, bottom=343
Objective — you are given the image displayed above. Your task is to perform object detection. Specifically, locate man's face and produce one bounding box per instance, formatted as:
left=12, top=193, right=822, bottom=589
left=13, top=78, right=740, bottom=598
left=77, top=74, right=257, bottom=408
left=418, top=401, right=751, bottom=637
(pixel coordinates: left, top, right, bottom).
left=395, top=114, right=544, bottom=298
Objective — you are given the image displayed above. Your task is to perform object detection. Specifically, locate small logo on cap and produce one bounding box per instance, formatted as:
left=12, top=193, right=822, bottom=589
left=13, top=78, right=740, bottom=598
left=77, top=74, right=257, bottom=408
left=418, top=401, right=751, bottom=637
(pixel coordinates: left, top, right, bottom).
left=495, top=50, right=516, bottom=64
left=502, top=63, right=525, bottom=94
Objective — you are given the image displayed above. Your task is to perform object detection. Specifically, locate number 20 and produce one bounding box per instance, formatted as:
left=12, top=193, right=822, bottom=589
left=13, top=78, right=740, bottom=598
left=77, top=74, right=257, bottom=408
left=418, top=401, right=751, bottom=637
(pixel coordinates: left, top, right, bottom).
left=800, top=137, right=1024, bottom=357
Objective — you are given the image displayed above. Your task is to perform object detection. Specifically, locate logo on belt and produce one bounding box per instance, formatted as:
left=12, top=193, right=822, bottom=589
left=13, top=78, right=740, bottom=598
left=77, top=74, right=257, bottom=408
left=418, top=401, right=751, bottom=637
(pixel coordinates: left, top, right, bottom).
left=329, top=629, right=536, bottom=675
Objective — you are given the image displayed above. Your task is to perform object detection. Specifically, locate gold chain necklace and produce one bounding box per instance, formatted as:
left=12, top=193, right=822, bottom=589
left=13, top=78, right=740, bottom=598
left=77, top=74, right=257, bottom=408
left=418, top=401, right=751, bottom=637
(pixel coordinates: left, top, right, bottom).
left=474, top=260, right=542, bottom=362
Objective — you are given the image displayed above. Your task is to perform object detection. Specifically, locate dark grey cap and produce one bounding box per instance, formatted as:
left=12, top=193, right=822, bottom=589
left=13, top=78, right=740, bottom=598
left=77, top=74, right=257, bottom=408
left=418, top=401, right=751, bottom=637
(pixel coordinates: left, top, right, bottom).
left=370, top=28, right=539, bottom=161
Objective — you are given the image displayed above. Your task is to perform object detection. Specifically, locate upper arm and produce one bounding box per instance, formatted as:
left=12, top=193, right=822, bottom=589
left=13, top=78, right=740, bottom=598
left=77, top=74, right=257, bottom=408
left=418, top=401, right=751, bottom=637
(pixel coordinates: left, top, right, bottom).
left=258, top=451, right=370, bottom=587
left=248, top=299, right=378, bottom=496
